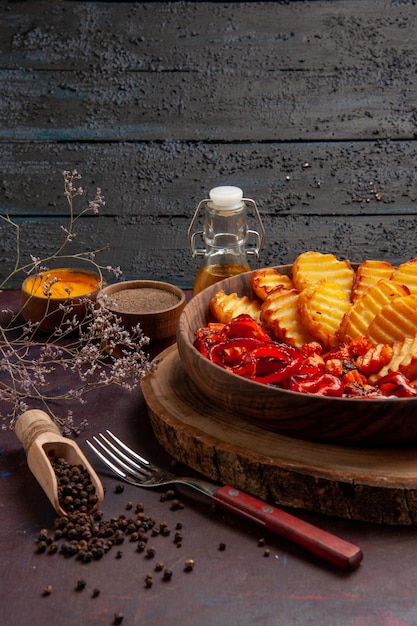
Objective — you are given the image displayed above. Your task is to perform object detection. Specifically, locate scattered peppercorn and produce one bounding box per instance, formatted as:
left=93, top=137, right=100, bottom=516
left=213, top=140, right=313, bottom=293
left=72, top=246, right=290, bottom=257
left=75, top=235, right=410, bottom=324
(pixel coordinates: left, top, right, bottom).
left=75, top=579, right=86, bottom=591
left=173, top=531, right=183, bottom=544
left=126, top=501, right=133, bottom=510
left=162, top=568, right=173, bottom=581
left=170, top=499, right=184, bottom=511
left=144, top=574, right=153, bottom=588
left=264, top=549, right=270, bottom=557
left=115, top=484, right=125, bottom=494
left=42, top=585, right=52, bottom=596
left=113, top=612, right=124, bottom=625
left=184, top=558, right=195, bottom=572
left=145, top=547, right=156, bottom=559
left=218, top=542, right=226, bottom=551
left=154, top=562, right=164, bottom=572
left=136, top=541, right=146, bottom=553
left=258, top=538, right=266, bottom=547
left=115, top=550, right=123, bottom=559
left=92, top=588, right=100, bottom=598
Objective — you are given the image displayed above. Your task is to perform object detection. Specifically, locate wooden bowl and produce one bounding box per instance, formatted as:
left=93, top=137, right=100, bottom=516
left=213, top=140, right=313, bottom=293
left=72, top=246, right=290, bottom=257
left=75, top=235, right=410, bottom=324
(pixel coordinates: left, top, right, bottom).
left=21, top=268, right=102, bottom=333
left=177, top=266, right=417, bottom=447
left=99, top=280, right=186, bottom=343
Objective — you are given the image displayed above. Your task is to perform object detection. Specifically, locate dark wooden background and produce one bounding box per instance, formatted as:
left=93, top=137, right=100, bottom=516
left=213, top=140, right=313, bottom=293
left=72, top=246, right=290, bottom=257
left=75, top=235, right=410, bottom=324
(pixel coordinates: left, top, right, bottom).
left=1, top=0, right=417, bottom=289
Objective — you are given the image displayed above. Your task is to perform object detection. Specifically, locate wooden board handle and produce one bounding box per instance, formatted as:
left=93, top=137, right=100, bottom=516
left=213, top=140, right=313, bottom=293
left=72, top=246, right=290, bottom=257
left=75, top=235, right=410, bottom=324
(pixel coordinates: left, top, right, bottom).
left=213, top=485, right=363, bottom=570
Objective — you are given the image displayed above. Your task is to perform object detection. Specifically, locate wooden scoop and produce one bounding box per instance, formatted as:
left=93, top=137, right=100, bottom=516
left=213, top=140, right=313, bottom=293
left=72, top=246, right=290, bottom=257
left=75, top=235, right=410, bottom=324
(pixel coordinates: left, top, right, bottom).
left=15, top=409, right=104, bottom=516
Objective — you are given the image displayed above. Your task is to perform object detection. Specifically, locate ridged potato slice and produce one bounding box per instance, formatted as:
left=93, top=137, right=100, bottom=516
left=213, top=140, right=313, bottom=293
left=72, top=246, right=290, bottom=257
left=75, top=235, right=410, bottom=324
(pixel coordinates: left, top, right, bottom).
left=297, top=279, right=351, bottom=349
left=338, top=279, right=409, bottom=343
left=352, top=260, right=395, bottom=302
left=292, top=251, right=354, bottom=297
left=390, top=258, right=417, bottom=296
left=366, top=295, right=417, bottom=345
left=209, top=289, right=261, bottom=323
left=261, top=287, right=313, bottom=348
left=251, top=268, right=293, bottom=301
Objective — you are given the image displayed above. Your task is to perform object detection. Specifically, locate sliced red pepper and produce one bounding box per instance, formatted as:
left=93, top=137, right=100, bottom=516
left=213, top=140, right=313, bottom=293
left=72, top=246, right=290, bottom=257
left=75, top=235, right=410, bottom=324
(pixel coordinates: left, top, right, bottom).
left=208, top=336, right=302, bottom=384
left=208, top=337, right=265, bottom=369
left=223, top=314, right=272, bottom=342
left=375, top=372, right=417, bottom=398
left=194, top=323, right=227, bottom=357
left=287, top=370, right=344, bottom=397
left=250, top=344, right=303, bottom=384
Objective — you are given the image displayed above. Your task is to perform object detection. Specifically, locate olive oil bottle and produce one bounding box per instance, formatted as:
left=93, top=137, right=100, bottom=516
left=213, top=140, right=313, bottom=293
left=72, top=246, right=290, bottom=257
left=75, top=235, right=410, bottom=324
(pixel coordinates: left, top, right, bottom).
left=188, top=186, right=264, bottom=296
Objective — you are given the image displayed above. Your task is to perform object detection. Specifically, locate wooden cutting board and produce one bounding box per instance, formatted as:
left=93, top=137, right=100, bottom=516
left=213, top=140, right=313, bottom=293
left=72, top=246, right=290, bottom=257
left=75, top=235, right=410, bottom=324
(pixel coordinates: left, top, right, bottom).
left=141, top=345, right=417, bottom=525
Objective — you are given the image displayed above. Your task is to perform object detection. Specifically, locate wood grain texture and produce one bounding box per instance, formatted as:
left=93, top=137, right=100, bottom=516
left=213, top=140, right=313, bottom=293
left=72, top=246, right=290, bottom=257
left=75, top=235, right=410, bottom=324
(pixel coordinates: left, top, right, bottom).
left=1, top=1, right=417, bottom=289
left=142, top=345, right=417, bottom=525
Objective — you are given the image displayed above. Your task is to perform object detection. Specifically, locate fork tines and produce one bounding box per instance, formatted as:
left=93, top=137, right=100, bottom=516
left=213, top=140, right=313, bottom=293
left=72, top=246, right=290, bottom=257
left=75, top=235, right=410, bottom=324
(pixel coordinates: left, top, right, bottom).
left=86, top=431, right=153, bottom=481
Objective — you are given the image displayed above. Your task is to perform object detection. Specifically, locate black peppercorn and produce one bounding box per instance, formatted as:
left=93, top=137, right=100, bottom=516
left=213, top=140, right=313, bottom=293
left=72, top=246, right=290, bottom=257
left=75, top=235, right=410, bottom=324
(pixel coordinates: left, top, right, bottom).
left=42, top=585, right=52, bottom=596
left=145, top=547, right=156, bottom=559
left=75, top=579, right=86, bottom=591
left=184, top=558, right=195, bottom=572
left=162, top=568, right=173, bottom=581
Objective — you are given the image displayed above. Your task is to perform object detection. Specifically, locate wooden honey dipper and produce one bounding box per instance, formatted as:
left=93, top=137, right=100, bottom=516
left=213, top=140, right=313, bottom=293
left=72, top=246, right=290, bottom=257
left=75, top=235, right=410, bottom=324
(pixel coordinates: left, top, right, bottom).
left=15, top=409, right=104, bottom=516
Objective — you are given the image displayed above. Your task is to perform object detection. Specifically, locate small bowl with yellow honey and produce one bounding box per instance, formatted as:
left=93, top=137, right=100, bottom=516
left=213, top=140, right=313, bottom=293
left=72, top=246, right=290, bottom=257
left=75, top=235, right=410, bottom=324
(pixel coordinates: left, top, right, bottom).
left=98, top=280, right=186, bottom=348
left=21, top=267, right=103, bottom=333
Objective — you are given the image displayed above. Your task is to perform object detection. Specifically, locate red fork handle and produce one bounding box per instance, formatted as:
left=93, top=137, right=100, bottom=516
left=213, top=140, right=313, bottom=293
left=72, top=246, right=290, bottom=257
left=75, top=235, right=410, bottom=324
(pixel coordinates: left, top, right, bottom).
left=212, top=485, right=363, bottom=571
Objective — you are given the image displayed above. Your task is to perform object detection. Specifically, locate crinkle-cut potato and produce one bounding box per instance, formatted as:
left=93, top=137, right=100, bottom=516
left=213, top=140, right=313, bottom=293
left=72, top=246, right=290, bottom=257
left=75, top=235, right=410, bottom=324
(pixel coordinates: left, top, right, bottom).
left=338, top=279, right=409, bottom=343
left=209, top=289, right=261, bottom=324
left=352, top=260, right=395, bottom=302
left=366, top=294, right=417, bottom=345
left=369, top=335, right=417, bottom=383
left=390, top=258, right=417, bottom=296
left=260, top=287, right=314, bottom=348
left=251, top=268, right=293, bottom=301
left=297, top=279, right=351, bottom=349
left=292, top=251, right=354, bottom=297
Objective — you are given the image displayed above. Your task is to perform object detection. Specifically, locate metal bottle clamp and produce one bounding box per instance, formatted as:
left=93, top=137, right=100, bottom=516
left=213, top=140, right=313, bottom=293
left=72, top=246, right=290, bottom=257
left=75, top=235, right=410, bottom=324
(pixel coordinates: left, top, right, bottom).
left=188, top=197, right=265, bottom=259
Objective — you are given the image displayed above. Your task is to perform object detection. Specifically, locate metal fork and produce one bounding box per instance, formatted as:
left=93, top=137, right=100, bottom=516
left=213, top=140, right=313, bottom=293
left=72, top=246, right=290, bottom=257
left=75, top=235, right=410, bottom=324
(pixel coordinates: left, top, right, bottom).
left=86, top=430, right=363, bottom=571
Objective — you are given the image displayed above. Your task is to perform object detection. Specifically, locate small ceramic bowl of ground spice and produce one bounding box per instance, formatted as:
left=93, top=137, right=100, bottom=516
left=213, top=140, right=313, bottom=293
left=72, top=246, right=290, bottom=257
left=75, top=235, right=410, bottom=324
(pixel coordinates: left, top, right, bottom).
left=99, top=280, right=186, bottom=348
left=21, top=267, right=103, bottom=333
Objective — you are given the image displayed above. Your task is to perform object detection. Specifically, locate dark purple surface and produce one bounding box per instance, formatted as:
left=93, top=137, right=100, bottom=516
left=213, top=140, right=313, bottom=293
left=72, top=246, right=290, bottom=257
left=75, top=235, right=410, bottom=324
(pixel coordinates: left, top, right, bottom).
left=1, top=291, right=417, bottom=626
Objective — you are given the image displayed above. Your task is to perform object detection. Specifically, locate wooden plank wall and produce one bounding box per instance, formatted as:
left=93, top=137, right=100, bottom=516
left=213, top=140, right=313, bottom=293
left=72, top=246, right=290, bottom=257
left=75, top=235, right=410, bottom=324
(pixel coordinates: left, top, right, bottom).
left=1, top=0, right=417, bottom=289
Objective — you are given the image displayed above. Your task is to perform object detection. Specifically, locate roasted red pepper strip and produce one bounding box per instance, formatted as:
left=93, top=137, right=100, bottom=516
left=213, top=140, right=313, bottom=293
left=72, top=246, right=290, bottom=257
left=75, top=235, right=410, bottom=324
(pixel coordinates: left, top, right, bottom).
left=223, top=314, right=272, bottom=342
left=287, top=370, right=344, bottom=397
left=249, top=344, right=302, bottom=384
left=194, top=323, right=227, bottom=357
left=375, top=372, right=417, bottom=398
left=209, top=337, right=264, bottom=369
left=209, top=336, right=302, bottom=384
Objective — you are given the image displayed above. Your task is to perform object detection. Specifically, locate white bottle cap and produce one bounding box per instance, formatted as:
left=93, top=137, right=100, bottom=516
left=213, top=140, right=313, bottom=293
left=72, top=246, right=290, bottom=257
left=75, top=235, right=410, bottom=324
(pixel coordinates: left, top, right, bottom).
left=209, top=186, right=243, bottom=210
